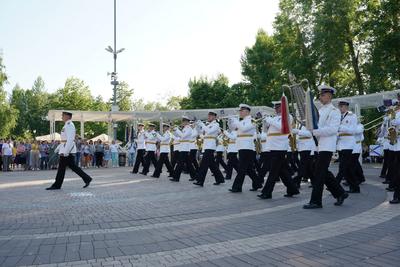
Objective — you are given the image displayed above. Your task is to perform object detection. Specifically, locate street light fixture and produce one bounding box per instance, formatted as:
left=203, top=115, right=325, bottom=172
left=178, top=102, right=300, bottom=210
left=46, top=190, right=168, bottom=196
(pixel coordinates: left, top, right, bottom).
left=105, top=0, right=125, bottom=140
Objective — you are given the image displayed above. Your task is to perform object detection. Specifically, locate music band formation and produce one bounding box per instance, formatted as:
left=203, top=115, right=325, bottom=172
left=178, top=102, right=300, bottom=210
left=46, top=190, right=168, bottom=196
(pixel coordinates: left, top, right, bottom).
left=46, top=84, right=400, bottom=208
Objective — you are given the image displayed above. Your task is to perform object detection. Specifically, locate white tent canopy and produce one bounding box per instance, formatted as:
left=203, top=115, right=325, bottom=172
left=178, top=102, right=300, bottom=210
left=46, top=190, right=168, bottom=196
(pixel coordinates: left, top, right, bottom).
left=35, top=133, right=61, bottom=141
left=90, top=134, right=121, bottom=144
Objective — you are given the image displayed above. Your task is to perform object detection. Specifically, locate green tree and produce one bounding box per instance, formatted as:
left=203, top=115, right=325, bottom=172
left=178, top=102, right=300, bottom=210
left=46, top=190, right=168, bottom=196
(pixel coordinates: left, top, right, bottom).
left=240, top=29, right=280, bottom=105
left=0, top=56, right=18, bottom=137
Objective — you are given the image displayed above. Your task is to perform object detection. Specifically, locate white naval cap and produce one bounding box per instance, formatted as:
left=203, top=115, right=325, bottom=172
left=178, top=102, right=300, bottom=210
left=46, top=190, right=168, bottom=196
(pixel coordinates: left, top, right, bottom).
left=208, top=110, right=217, bottom=116
left=138, top=122, right=144, bottom=126
left=271, top=100, right=281, bottom=107
left=318, top=84, right=336, bottom=95
left=392, top=99, right=399, bottom=106
left=162, top=123, right=170, bottom=127
left=182, top=115, right=191, bottom=121
left=338, top=100, right=350, bottom=106
left=238, top=103, right=251, bottom=111
left=148, top=123, right=156, bottom=127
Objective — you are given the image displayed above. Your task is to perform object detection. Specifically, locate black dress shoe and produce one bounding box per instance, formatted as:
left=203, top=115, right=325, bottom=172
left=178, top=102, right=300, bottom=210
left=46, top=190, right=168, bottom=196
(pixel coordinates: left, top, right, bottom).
left=379, top=175, right=386, bottom=179
left=249, top=185, right=263, bottom=191
left=151, top=175, right=159, bottom=178
left=389, top=198, right=400, bottom=204
left=303, top=203, right=322, bottom=209
left=229, top=188, right=242, bottom=193
left=193, top=182, right=203, bottom=187
left=382, top=180, right=390, bottom=184
left=189, top=178, right=196, bottom=181
left=170, top=178, right=179, bottom=182
left=46, top=186, right=61, bottom=190
left=284, top=191, right=300, bottom=197
left=131, top=171, right=138, bottom=174
left=334, top=192, right=349, bottom=206
left=140, top=172, right=147, bottom=176
left=346, top=188, right=360, bottom=193
left=83, top=178, right=92, bottom=188
left=213, top=182, right=222, bottom=185
left=225, top=177, right=231, bottom=180
left=257, top=193, right=272, bottom=199
left=386, top=187, right=395, bottom=192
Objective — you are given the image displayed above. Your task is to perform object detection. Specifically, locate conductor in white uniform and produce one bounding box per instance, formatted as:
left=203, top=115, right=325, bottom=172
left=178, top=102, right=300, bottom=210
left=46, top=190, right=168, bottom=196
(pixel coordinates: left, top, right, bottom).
left=46, top=112, right=92, bottom=190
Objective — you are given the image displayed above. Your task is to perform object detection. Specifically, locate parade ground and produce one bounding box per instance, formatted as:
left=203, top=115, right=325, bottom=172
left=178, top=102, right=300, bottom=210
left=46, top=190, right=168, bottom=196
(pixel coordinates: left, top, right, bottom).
left=0, top=164, right=399, bottom=267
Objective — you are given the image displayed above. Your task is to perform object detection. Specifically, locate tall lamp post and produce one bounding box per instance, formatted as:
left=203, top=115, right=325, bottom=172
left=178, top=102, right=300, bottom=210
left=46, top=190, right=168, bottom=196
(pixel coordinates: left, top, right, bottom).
left=105, top=0, right=125, bottom=140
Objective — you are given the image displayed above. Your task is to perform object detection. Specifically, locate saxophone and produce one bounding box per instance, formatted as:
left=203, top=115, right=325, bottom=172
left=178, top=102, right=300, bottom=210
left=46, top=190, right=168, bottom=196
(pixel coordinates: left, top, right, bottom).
left=387, top=108, right=397, bottom=145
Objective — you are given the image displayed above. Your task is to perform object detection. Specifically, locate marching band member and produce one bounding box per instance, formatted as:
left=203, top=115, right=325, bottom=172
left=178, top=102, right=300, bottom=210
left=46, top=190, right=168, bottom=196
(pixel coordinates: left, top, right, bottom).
left=258, top=101, right=299, bottom=199
left=193, top=111, right=225, bottom=187
left=171, top=116, right=196, bottom=182
left=151, top=123, right=174, bottom=178
left=256, top=123, right=271, bottom=181
left=229, top=104, right=263, bottom=192
left=132, top=123, right=146, bottom=174
left=171, top=135, right=180, bottom=172
left=379, top=111, right=390, bottom=180
left=352, top=118, right=365, bottom=184
left=389, top=101, right=400, bottom=204
left=46, top=112, right=92, bottom=190
left=140, top=123, right=158, bottom=175
left=303, top=85, right=348, bottom=209
left=215, top=133, right=228, bottom=173
left=189, top=122, right=199, bottom=174
left=223, top=128, right=239, bottom=180
left=292, top=123, right=316, bottom=188
left=335, top=100, right=360, bottom=193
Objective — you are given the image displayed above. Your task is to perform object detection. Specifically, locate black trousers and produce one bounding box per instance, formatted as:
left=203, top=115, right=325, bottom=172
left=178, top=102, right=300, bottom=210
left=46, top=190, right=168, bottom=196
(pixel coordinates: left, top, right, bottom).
left=352, top=153, right=365, bottom=182
left=132, top=149, right=145, bottom=173
left=171, top=150, right=179, bottom=169
left=293, top=150, right=313, bottom=186
left=190, top=149, right=199, bottom=172
left=336, top=150, right=360, bottom=191
left=196, top=149, right=225, bottom=185
left=232, top=150, right=263, bottom=191
left=152, top=153, right=173, bottom=177
left=52, top=155, right=92, bottom=188
left=225, top=152, right=239, bottom=179
left=215, top=151, right=228, bottom=172
left=380, top=149, right=389, bottom=177
left=257, top=152, right=272, bottom=181
left=387, top=150, right=397, bottom=189
left=142, top=151, right=157, bottom=174
left=310, top=151, right=345, bottom=205
left=95, top=152, right=103, bottom=167
left=261, top=151, right=298, bottom=196
left=173, top=151, right=196, bottom=180
left=286, top=151, right=299, bottom=174
left=393, top=151, right=400, bottom=199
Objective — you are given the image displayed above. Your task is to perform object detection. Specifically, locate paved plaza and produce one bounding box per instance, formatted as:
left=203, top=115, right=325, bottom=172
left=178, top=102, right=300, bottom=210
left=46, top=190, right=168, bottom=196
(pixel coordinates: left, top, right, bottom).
left=0, top=164, right=399, bottom=267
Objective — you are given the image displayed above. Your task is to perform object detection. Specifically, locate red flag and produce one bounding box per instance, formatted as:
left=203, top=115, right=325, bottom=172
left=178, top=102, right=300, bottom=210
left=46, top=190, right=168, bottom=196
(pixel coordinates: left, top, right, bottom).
left=281, top=94, right=291, bottom=134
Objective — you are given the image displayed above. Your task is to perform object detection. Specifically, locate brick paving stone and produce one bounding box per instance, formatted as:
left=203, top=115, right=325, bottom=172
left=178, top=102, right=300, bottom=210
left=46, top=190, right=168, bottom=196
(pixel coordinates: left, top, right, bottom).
left=0, top=166, right=398, bottom=267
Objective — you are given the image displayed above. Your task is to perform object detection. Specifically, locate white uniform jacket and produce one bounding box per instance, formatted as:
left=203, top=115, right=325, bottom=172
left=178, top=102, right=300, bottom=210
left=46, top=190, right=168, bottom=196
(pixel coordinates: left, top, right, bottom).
left=257, top=132, right=269, bottom=152
left=313, top=103, right=341, bottom=152
left=196, top=120, right=220, bottom=150
left=337, top=111, right=357, bottom=151
left=353, top=123, right=364, bottom=154
left=224, top=130, right=238, bottom=153
left=136, top=131, right=146, bottom=150
left=59, top=120, right=77, bottom=155
left=157, top=131, right=171, bottom=154
left=264, top=115, right=292, bottom=151
left=189, top=128, right=198, bottom=150
left=295, top=126, right=316, bottom=152
left=174, top=125, right=193, bottom=152
left=144, top=130, right=158, bottom=152
left=229, top=115, right=256, bottom=151
left=216, top=135, right=225, bottom=152
left=390, top=109, right=400, bottom=151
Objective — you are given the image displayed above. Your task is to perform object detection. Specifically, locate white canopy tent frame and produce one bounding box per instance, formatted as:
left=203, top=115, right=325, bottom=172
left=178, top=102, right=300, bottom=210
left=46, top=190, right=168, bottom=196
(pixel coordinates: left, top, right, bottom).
left=47, top=106, right=275, bottom=140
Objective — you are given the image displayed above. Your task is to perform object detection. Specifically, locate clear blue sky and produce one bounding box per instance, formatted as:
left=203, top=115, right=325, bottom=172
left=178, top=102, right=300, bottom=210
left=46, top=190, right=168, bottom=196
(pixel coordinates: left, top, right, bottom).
left=1, top=0, right=280, bottom=103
